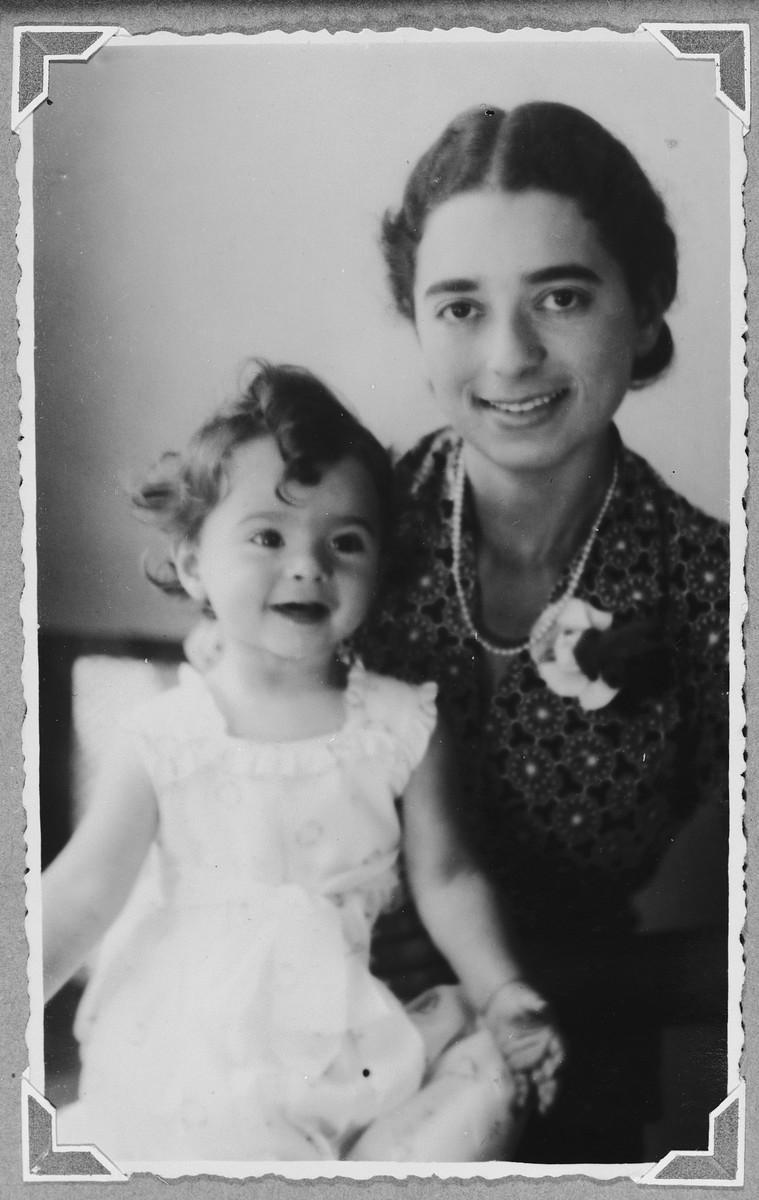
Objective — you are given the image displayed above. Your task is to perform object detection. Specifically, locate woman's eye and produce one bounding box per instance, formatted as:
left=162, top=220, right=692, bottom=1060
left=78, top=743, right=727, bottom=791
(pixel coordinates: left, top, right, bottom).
left=439, top=299, right=480, bottom=323
left=539, top=288, right=587, bottom=313
left=332, top=532, right=367, bottom=555
left=250, top=529, right=284, bottom=548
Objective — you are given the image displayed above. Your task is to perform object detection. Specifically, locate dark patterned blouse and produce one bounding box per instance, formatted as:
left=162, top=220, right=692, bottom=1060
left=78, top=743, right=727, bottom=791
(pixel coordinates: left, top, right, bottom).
left=360, top=427, right=730, bottom=942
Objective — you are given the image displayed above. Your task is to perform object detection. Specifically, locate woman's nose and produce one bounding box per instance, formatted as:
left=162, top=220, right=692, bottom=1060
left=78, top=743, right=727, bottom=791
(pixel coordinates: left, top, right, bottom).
left=486, top=308, right=545, bottom=375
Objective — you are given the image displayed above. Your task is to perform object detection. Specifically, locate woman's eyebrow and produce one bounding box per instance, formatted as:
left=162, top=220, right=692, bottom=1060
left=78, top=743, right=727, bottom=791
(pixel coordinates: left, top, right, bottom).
left=526, top=264, right=602, bottom=285
left=423, top=277, right=479, bottom=297
left=424, top=264, right=603, bottom=297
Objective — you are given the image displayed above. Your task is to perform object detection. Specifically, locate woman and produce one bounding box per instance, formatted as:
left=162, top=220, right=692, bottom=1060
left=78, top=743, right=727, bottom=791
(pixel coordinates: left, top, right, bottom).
left=359, top=102, right=729, bottom=1163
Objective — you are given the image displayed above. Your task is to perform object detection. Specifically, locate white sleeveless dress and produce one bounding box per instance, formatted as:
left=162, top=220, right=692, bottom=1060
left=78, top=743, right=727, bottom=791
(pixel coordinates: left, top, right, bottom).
left=57, top=662, right=517, bottom=1164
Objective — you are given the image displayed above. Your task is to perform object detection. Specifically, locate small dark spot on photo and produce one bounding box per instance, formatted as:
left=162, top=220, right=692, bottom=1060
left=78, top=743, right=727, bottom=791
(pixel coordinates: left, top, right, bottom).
left=362, top=1068, right=371, bottom=1077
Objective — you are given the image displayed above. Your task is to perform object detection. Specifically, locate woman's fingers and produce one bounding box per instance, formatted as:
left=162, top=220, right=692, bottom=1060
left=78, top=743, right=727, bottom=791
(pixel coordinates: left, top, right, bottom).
left=510, top=1063, right=559, bottom=1115
left=495, top=1022, right=555, bottom=1057
left=546, top=1034, right=566, bottom=1072
left=503, top=1008, right=549, bottom=1033
left=532, top=1041, right=565, bottom=1082
left=509, top=1038, right=565, bottom=1114
left=535, top=1076, right=559, bottom=1114
left=486, top=980, right=548, bottom=1020
left=502, top=1039, right=553, bottom=1072
left=511, top=1070, right=531, bottom=1109
left=500, top=1028, right=566, bottom=1078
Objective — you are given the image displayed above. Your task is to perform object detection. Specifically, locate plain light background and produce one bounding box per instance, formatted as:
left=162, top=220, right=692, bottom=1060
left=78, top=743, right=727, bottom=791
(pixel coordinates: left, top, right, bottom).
left=33, top=34, right=732, bottom=641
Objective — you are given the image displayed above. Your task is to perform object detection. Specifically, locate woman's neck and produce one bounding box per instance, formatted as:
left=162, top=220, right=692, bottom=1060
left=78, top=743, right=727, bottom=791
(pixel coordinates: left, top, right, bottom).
left=462, top=432, right=617, bottom=572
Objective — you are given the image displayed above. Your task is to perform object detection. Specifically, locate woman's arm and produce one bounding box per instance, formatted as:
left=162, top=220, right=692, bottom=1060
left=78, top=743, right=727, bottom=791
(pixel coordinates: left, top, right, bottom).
left=401, top=719, right=524, bottom=1009
left=42, top=735, right=158, bottom=1002
left=403, top=719, right=564, bottom=1109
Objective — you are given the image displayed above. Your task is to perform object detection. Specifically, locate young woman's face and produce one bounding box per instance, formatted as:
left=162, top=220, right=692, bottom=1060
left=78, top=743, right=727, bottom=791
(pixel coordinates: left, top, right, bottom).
left=176, top=437, right=382, bottom=668
left=412, top=188, right=661, bottom=477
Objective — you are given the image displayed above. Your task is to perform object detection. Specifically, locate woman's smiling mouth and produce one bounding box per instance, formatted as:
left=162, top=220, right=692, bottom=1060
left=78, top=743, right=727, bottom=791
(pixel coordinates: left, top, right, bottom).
left=476, top=387, right=571, bottom=415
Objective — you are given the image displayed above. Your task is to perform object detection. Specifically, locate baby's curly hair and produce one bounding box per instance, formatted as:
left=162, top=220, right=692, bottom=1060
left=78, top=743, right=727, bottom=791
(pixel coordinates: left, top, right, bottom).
left=130, top=360, right=395, bottom=599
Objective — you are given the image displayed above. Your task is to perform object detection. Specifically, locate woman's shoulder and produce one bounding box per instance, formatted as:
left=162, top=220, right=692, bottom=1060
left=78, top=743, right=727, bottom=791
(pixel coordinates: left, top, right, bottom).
left=394, top=427, right=458, bottom=495
left=617, top=444, right=729, bottom=664
left=386, top=428, right=457, bottom=564
left=620, top=442, right=729, bottom=556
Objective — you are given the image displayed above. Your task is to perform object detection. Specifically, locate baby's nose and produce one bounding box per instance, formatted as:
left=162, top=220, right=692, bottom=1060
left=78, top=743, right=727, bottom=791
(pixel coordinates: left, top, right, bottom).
left=288, top=549, right=327, bottom=581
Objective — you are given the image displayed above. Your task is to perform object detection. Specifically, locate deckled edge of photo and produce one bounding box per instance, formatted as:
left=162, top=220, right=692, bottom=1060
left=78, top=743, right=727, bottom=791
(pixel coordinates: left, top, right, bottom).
left=6, top=11, right=752, bottom=1196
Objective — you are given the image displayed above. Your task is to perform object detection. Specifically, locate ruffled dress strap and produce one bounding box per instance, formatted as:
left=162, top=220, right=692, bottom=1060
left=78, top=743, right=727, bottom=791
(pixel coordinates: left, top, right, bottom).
left=119, top=660, right=437, bottom=794
left=346, top=659, right=438, bottom=794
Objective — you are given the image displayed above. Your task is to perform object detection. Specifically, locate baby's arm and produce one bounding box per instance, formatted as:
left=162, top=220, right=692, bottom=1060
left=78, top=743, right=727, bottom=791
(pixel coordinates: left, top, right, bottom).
left=402, top=720, right=563, bottom=1110
left=42, top=735, right=158, bottom=1002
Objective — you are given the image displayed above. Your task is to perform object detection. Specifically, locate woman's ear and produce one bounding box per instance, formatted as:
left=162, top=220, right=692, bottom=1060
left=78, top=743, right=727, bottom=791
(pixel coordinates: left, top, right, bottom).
left=634, top=285, right=666, bottom=359
left=173, top=539, right=207, bottom=602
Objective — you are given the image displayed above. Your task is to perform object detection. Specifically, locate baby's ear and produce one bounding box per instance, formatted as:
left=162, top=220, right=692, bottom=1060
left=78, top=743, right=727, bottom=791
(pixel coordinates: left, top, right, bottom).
left=173, top=539, right=207, bottom=602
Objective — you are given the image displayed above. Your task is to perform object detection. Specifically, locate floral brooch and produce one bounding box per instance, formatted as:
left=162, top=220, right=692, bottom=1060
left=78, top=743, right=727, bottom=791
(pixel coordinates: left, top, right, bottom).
left=531, top=599, right=675, bottom=712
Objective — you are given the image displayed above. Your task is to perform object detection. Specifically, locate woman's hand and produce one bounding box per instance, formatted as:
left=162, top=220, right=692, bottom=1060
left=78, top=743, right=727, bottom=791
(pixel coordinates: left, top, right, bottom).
left=482, top=980, right=565, bottom=1114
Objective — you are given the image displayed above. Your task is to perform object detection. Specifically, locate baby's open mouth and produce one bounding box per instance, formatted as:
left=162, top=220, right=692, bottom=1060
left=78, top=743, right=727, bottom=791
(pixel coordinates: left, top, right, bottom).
left=477, top=387, right=570, bottom=414
left=271, top=602, right=330, bottom=624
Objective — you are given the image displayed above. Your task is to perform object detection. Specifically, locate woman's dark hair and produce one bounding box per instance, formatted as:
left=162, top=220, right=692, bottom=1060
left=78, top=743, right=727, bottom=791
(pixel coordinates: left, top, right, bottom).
left=131, top=360, right=395, bottom=598
left=381, top=102, right=678, bottom=383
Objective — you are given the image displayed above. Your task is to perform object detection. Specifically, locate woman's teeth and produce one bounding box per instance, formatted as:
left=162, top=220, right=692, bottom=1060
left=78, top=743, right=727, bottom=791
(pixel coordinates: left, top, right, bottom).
left=481, top=388, right=568, bottom=413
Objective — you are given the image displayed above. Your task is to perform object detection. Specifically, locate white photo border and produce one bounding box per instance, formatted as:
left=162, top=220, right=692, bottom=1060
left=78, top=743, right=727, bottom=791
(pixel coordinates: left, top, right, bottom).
left=11, top=17, right=750, bottom=1192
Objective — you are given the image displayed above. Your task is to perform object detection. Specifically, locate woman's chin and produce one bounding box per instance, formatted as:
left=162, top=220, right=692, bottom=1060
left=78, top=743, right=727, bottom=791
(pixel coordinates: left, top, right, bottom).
left=462, top=419, right=571, bottom=474
left=459, top=401, right=618, bottom=476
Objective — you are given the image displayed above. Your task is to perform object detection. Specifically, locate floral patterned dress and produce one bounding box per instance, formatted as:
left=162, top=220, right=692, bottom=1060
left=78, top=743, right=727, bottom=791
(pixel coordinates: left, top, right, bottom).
left=359, top=426, right=729, bottom=1154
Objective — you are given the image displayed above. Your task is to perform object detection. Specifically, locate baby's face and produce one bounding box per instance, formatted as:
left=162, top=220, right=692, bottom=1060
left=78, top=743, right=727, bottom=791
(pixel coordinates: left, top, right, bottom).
left=177, top=437, right=382, bottom=669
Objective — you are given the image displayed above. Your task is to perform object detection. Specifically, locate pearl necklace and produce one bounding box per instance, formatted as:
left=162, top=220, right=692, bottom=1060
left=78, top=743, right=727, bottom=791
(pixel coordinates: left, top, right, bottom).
left=450, top=447, right=618, bottom=659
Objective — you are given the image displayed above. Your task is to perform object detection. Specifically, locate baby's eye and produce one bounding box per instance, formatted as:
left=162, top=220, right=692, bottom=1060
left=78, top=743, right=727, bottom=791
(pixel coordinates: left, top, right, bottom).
left=539, top=288, right=587, bottom=313
left=333, top=529, right=375, bottom=556
left=332, top=531, right=368, bottom=555
left=250, top=528, right=284, bottom=548
left=439, top=299, right=481, bottom=323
